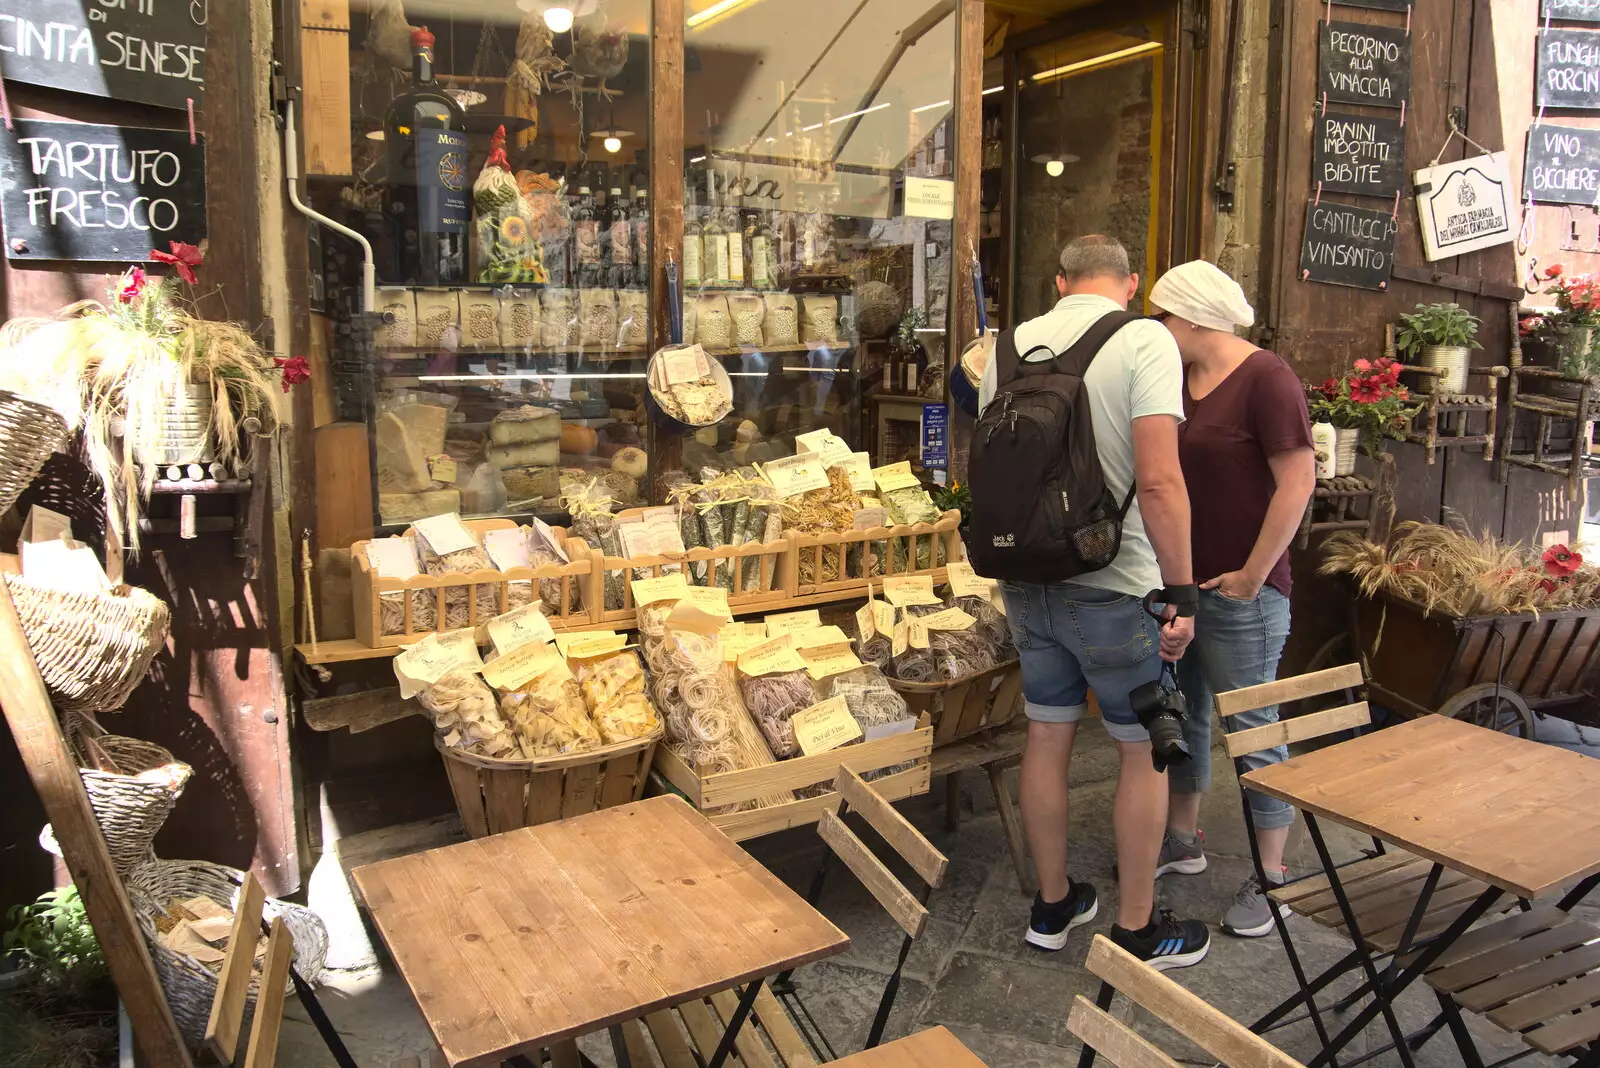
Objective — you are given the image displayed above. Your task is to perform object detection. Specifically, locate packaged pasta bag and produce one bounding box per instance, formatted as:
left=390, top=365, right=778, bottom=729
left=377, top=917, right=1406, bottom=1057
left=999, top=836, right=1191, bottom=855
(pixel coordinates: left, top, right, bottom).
left=499, top=666, right=601, bottom=756
left=737, top=665, right=813, bottom=759
left=365, top=535, right=435, bottom=636
left=413, top=514, right=502, bottom=628
left=396, top=633, right=516, bottom=757
left=820, top=664, right=915, bottom=780
left=566, top=486, right=625, bottom=610
left=577, top=650, right=647, bottom=711
left=529, top=518, right=582, bottom=615
left=592, top=690, right=662, bottom=745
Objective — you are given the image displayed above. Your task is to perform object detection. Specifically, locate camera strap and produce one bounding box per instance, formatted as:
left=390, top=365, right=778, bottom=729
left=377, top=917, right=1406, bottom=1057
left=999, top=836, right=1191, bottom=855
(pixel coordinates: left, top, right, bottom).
left=1141, top=584, right=1200, bottom=621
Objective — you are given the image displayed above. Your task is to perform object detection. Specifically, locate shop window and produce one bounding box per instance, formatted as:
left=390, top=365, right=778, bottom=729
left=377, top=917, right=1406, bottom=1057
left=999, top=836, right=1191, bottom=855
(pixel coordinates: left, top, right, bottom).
left=678, top=0, right=957, bottom=475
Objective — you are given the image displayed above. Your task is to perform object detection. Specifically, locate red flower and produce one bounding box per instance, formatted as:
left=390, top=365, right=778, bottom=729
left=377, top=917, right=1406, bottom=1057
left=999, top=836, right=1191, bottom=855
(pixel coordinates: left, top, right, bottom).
left=1542, top=544, right=1583, bottom=576
left=150, top=241, right=203, bottom=285
left=1354, top=358, right=1373, bottom=371
left=1319, top=377, right=1340, bottom=399
left=1546, top=263, right=1565, bottom=279
left=274, top=355, right=311, bottom=392
left=117, top=266, right=147, bottom=304
left=1349, top=377, right=1383, bottom=403
left=1540, top=578, right=1558, bottom=594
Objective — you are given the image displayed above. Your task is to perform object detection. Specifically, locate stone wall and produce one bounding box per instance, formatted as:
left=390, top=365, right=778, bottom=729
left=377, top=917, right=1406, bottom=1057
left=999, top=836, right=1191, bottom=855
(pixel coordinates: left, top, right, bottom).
left=1205, top=0, right=1275, bottom=312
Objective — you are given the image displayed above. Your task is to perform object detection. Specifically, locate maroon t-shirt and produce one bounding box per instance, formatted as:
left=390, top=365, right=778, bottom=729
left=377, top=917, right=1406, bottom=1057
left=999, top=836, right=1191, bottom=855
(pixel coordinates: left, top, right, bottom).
left=1179, top=349, right=1313, bottom=597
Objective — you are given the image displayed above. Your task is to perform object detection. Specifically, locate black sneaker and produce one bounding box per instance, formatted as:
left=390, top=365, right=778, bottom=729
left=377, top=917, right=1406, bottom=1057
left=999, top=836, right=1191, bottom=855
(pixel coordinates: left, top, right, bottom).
left=1110, top=907, right=1211, bottom=971
left=1024, top=880, right=1099, bottom=951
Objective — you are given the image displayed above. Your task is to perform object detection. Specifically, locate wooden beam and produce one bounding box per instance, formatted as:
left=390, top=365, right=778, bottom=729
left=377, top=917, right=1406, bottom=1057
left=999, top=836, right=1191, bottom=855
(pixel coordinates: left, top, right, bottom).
left=830, top=0, right=956, bottom=162
left=835, top=767, right=949, bottom=888
left=301, top=686, right=415, bottom=733
left=951, top=0, right=985, bottom=350
left=0, top=582, right=194, bottom=1067
left=650, top=0, right=686, bottom=501
left=1390, top=263, right=1523, bottom=302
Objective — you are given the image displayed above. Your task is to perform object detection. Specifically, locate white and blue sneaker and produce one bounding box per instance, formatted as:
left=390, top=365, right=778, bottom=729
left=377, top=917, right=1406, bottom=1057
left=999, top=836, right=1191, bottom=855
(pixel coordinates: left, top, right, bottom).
left=1024, top=879, right=1099, bottom=951
left=1110, top=907, right=1211, bottom=971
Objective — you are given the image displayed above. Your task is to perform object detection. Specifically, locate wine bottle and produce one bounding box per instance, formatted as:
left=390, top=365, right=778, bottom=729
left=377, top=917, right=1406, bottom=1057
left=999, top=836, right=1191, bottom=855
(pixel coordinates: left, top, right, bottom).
left=573, top=174, right=601, bottom=288
left=382, top=27, right=469, bottom=285
left=631, top=183, right=650, bottom=289
left=703, top=172, right=729, bottom=285
left=751, top=208, right=773, bottom=289
left=683, top=173, right=703, bottom=288
left=607, top=176, right=631, bottom=287
left=725, top=197, right=744, bottom=286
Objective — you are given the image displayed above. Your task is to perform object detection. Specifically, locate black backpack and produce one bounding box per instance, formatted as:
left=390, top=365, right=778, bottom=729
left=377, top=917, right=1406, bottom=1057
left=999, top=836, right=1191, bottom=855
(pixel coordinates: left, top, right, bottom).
left=968, top=310, right=1145, bottom=583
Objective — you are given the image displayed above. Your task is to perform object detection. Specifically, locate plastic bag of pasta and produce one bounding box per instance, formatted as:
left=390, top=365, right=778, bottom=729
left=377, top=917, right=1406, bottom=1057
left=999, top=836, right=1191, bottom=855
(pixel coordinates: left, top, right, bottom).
left=954, top=594, right=1015, bottom=661
left=367, top=535, right=437, bottom=636
left=529, top=520, right=582, bottom=615
left=592, top=690, right=661, bottom=745
left=737, top=668, right=814, bottom=759
left=420, top=669, right=520, bottom=758
left=566, top=488, right=625, bottom=609
left=577, top=650, right=646, bottom=711
left=414, top=515, right=502, bottom=629
left=883, top=485, right=942, bottom=571
left=820, top=664, right=911, bottom=734
left=500, top=668, right=601, bottom=756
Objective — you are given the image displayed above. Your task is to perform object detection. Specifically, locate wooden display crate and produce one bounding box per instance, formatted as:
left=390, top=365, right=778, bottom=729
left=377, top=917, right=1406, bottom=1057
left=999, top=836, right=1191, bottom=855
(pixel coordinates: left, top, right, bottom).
left=891, top=659, right=1023, bottom=747
left=437, top=734, right=659, bottom=838
left=652, top=715, right=934, bottom=841
left=351, top=518, right=595, bottom=647
left=569, top=507, right=791, bottom=627
left=788, top=510, right=962, bottom=600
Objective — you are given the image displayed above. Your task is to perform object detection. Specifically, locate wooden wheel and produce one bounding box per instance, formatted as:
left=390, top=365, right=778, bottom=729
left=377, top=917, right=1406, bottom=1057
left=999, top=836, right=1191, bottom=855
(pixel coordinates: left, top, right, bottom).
left=1283, top=633, right=1364, bottom=720
left=1436, top=683, right=1536, bottom=739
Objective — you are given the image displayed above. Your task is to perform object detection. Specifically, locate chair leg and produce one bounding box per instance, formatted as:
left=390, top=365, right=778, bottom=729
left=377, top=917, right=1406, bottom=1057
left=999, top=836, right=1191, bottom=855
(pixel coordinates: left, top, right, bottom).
left=1076, top=981, right=1116, bottom=1068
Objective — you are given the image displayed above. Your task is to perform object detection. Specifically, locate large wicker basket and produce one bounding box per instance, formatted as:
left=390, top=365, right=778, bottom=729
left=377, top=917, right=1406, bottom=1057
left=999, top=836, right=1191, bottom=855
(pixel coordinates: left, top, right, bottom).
left=40, top=733, right=192, bottom=875
left=437, top=732, right=659, bottom=838
left=0, top=389, right=68, bottom=515
left=889, top=659, right=1023, bottom=747
left=4, top=575, right=170, bottom=713
left=125, top=858, right=328, bottom=1050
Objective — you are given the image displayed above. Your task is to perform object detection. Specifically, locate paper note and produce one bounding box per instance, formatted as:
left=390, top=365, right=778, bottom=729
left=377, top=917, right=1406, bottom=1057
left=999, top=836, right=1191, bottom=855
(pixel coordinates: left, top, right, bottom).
left=487, top=603, right=557, bottom=655
left=21, top=538, right=110, bottom=594
left=892, top=619, right=909, bottom=656
left=792, top=696, right=863, bottom=756
left=721, top=625, right=768, bottom=662
left=945, top=561, right=998, bottom=599
left=762, top=454, right=831, bottom=498
left=801, top=641, right=864, bottom=681
left=394, top=630, right=484, bottom=698
left=789, top=625, right=851, bottom=650
left=632, top=573, right=690, bottom=606
left=852, top=507, right=888, bottom=531
left=664, top=599, right=727, bottom=636
left=855, top=602, right=876, bottom=642
left=872, top=461, right=921, bottom=493
left=765, top=609, right=823, bottom=636
left=428, top=455, right=458, bottom=484
left=871, top=600, right=897, bottom=635
left=737, top=635, right=807, bottom=676
left=365, top=537, right=422, bottom=579
left=796, top=429, right=854, bottom=468
left=660, top=344, right=711, bottom=385
left=864, top=717, right=917, bottom=742
left=564, top=633, right=628, bottom=662
left=920, top=606, right=978, bottom=632
left=883, top=575, right=941, bottom=607
left=840, top=452, right=875, bottom=493
left=679, top=585, right=732, bottom=620
left=412, top=513, right=477, bottom=556
left=555, top=630, right=617, bottom=656
left=481, top=640, right=564, bottom=691
left=482, top=528, right=532, bottom=573
left=531, top=518, right=569, bottom=563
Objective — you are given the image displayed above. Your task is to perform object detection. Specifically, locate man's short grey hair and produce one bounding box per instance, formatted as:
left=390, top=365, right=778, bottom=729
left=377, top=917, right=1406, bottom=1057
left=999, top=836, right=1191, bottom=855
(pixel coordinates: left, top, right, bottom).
left=1057, top=235, right=1131, bottom=281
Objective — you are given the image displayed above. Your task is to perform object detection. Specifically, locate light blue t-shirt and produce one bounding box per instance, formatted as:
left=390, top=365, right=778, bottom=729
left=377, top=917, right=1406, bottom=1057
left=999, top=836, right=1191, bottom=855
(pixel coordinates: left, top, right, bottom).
left=978, top=294, right=1185, bottom=598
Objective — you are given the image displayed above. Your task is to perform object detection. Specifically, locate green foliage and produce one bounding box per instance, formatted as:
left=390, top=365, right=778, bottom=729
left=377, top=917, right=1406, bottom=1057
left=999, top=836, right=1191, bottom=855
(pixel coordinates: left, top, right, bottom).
left=1394, top=302, right=1483, bottom=357
left=3, top=888, right=105, bottom=991
left=931, top=480, right=972, bottom=528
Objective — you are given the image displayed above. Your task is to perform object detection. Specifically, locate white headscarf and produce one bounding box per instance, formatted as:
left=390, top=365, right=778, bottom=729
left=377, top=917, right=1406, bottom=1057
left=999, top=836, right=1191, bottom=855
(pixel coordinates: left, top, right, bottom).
left=1149, top=260, right=1255, bottom=333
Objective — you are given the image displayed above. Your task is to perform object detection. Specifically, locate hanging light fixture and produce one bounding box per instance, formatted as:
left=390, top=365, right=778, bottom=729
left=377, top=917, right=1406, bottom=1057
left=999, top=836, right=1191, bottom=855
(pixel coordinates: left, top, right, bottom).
left=544, top=5, right=574, bottom=32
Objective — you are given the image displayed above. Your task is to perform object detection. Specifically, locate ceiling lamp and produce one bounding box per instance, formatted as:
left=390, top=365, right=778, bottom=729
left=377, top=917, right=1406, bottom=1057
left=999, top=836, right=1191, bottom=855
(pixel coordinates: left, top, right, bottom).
left=1045, top=159, right=1064, bottom=177
left=544, top=5, right=574, bottom=32
left=592, top=126, right=635, bottom=153
left=604, top=136, right=622, bottom=153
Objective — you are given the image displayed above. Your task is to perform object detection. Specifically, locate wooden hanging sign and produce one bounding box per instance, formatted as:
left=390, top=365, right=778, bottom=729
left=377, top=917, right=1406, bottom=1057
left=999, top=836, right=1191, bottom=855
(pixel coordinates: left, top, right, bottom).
left=1299, top=201, right=1398, bottom=291
left=1319, top=22, right=1411, bottom=109
left=0, top=0, right=205, bottom=111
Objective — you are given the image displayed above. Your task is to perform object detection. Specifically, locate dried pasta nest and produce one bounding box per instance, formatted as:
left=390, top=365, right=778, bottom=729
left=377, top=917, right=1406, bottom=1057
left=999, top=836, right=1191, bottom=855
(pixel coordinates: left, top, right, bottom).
left=855, top=281, right=902, bottom=339
left=729, top=293, right=765, bottom=347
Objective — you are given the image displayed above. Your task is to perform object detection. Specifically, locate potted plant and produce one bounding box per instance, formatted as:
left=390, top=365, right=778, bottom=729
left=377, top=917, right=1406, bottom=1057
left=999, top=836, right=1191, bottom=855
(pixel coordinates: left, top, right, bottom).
left=1394, top=302, right=1482, bottom=394
left=1520, top=265, right=1600, bottom=398
left=1308, top=357, right=1420, bottom=473
left=0, top=242, right=304, bottom=546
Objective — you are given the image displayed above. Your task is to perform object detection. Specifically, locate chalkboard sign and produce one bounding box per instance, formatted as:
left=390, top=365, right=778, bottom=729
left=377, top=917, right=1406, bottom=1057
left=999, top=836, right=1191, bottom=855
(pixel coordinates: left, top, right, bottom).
left=1334, top=0, right=1409, bottom=11
left=1543, top=0, right=1600, bottom=23
left=1320, top=22, right=1411, bottom=109
left=1524, top=123, right=1600, bottom=205
left=0, top=0, right=205, bottom=112
left=1314, top=111, right=1405, bottom=198
left=1537, top=28, right=1600, bottom=109
left=0, top=120, right=206, bottom=262
left=1300, top=201, right=1398, bottom=291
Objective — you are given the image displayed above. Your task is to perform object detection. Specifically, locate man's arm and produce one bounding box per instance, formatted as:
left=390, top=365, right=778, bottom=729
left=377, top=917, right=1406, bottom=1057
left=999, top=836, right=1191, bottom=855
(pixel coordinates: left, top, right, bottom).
left=1132, top=413, right=1192, bottom=588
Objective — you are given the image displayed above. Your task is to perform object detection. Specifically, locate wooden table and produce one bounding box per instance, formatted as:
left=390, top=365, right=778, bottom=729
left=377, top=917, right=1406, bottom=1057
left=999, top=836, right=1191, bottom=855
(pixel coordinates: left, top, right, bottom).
left=352, top=795, right=850, bottom=1068
left=1242, top=715, right=1600, bottom=1068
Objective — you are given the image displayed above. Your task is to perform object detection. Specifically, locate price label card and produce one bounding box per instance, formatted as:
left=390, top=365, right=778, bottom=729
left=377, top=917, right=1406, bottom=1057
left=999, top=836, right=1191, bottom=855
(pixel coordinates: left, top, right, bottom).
left=737, top=635, right=807, bottom=676
left=945, top=561, right=997, bottom=599
left=762, top=454, right=831, bottom=498
left=412, top=513, right=477, bottom=556
left=921, top=606, right=978, bottom=632
left=765, top=609, right=823, bottom=636
left=909, top=620, right=930, bottom=649
left=394, top=631, right=484, bottom=698
left=855, top=602, right=876, bottom=642
left=487, top=603, right=557, bottom=655
left=884, top=575, right=941, bottom=607
left=481, top=640, right=564, bottom=691
left=721, top=625, right=767, bottom=662
left=871, top=599, right=897, bottom=635
left=631, top=573, right=690, bottom=606
left=790, top=625, right=851, bottom=650
left=801, top=641, right=864, bottom=681
left=793, top=696, right=863, bottom=755
left=428, top=454, right=458, bottom=484
left=531, top=517, right=569, bottom=563
left=795, top=429, right=853, bottom=468
left=892, top=619, right=909, bottom=657
left=679, top=585, right=732, bottom=620
left=483, top=528, right=533, bottom=573
left=664, top=599, right=727, bottom=636
left=864, top=717, right=917, bottom=742
left=555, top=630, right=618, bottom=656
left=872, top=461, right=921, bottom=493
left=365, top=537, right=421, bottom=579
left=564, top=633, right=629, bottom=662
left=660, top=344, right=711, bottom=384
left=841, top=452, right=874, bottom=493
left=852, top=507, right=888, bottom=532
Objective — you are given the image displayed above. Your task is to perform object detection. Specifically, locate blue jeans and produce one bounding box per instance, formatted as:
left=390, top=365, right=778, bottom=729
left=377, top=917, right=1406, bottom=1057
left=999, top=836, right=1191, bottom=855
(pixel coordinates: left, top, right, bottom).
left=999, top=581, right=1164, bottom=743
left=1171, top=586, right=1296, bottom=831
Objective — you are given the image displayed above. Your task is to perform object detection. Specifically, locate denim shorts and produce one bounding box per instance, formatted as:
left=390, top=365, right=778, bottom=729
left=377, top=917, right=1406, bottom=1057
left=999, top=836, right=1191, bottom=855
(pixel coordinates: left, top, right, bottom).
left=998, top=580, right=1163, bottom=744
left=1172, top=586, right=1295, bottom=830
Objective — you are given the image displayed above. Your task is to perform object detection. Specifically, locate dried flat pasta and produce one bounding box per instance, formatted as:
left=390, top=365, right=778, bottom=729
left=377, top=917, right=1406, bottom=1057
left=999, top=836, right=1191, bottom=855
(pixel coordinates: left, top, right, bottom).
left=593, top=691, right=661, bottom=745
left=499, top=670, right=601, bottom=756
left=421, top=669, right=519, bottom=758
left=578, top=651, right=646, bottom=710
left=417, top=531, right=501, bottom=629
left=738, top=669, right=814, bottom=759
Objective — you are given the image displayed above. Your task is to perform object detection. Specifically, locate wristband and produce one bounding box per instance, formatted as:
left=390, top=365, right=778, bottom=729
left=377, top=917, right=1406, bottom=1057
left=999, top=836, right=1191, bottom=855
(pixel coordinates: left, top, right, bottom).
left=1161, top=584, right=1200, bottom=617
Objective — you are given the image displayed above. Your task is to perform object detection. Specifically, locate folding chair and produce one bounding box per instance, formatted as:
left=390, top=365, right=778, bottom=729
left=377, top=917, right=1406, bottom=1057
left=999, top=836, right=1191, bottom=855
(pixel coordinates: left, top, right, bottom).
left=1071, top=933, right=1306, bottom=1068
left=202, top=872, right=296, bottom=1068
left=1219, top=665, right=1502, bottom=1068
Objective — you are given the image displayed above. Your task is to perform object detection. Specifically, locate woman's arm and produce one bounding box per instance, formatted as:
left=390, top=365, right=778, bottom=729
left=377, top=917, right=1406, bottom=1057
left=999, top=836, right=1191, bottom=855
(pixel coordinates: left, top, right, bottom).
left=1210, top=446, right=1315, bottom=595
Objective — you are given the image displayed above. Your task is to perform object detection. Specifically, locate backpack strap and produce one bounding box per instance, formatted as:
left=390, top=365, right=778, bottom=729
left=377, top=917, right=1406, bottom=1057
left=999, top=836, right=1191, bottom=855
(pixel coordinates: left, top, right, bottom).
left=992, top=327, right=1023, bottom=385
left=1053, top=309, right=1148, bottom=377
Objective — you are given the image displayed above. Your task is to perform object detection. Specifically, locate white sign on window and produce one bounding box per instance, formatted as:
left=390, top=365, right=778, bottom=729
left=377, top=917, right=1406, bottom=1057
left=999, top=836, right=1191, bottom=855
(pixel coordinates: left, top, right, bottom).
left=1414, top=152, right=1516, bottom=261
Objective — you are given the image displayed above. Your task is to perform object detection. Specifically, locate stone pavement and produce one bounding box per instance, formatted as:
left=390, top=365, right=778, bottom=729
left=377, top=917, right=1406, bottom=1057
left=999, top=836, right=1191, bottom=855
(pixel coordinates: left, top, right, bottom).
left=279, top=722, right=1566, bottom=1067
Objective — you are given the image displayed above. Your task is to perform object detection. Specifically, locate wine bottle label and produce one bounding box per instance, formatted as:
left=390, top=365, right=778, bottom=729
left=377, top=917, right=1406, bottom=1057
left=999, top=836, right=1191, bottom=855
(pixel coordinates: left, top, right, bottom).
left=752, top=237, right=771, bottom=286
left=575, top=221, right=602, bottom=265
left=418, top=129, right=469, bottom=233
left=610, top=221, right=632, bottom=265
left=683, top=235, right=703, bottom=285
left=727, top=236, right=743, bottom=282
left=707, top=235, right=728, bottom=283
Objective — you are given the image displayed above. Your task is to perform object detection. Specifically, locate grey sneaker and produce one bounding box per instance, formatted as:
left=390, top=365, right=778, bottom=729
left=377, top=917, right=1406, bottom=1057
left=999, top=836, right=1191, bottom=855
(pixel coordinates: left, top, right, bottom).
left=1222, top=869, right=1290, bottom=938
left=1155, top=830, right=1207, bottom=877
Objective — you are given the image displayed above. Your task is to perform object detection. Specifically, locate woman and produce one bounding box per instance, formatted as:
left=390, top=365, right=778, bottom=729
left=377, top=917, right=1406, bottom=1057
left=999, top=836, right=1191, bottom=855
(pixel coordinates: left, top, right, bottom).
left=1147, top=260, right=1316, bottom=938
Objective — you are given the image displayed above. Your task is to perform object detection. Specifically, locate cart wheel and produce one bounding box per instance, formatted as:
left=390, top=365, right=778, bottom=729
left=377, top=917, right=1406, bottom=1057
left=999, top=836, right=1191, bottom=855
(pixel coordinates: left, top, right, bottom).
left=1436, top=684, right=1537, bottom=739
left=1283, top=633, right=1363, bottom=720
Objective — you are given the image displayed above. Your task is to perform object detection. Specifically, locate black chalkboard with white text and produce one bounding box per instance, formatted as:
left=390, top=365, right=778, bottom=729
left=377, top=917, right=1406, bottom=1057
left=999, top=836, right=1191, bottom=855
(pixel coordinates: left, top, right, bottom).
left=1537, top=29, right=1600, bottom=110
left=1299, top=201, right=1397, bottom=291
left=1313, top=111, right=1405, bottom=197
left=0, top=120, right=206, bottom=261
left=0, top=0, right=205, bottom=112
left=1319, top=22, right=1411, bottom=109
left=1524, top=123, right=1600, bottom=206
left=1543, top=0, right=1600, bottom=24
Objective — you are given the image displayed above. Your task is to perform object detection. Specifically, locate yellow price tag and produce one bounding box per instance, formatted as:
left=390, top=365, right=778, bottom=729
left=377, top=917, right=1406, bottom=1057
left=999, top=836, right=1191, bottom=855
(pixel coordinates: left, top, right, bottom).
left=631, top=573, right=690, bottom=607
left=792, top=696, right=863, bottom=755
left=871, top=461, right=921, bottom=493
left=765, top=609, right=823, bottom=636
left=921, top=606, right=978, bottom=632
left=801, top=642, right=864, bottom=681
left=884, top=575, right=941, bottom=607
left=737, top=635, right=808, bottom=676
left=481, top=641, right=564, bottom=691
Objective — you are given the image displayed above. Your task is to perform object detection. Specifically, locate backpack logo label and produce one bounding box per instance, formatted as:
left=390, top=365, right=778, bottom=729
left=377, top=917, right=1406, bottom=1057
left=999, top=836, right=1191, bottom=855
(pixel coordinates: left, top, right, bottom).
left=992, top=534, right=1015, bottom=548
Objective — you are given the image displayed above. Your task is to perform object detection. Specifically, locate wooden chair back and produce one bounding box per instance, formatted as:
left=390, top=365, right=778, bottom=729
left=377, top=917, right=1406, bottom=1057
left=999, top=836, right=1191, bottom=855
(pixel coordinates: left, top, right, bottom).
left=1216, top=663, right=1369, bottom=760
left=816, top=767, right=949, bottom=939
left=203, top=872, right=295, bottom=1068
left=1069, top=935, right=1307, bottom=1068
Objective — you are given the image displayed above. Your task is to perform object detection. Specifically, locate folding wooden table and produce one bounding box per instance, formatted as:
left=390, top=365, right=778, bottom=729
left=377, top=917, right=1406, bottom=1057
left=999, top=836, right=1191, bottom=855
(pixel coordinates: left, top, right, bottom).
left=352, top=794, right=850, bottom=1068
left=1242, top=715, right=1600, bottom=1068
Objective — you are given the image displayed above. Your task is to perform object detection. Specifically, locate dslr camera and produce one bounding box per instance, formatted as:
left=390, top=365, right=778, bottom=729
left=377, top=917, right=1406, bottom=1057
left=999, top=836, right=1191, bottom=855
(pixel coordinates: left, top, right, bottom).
left=1128, top=585, right=1199, bottom=772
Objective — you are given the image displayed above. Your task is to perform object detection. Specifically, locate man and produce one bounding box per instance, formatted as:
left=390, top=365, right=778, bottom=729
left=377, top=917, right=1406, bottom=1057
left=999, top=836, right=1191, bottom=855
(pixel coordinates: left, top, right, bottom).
left=977, top=236, right=1209, bottom=970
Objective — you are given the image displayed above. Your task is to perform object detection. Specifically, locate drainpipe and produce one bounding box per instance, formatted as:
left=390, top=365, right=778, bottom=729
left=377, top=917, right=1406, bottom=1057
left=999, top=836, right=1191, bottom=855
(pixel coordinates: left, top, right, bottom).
left=283, top=99, right=375, bottom=313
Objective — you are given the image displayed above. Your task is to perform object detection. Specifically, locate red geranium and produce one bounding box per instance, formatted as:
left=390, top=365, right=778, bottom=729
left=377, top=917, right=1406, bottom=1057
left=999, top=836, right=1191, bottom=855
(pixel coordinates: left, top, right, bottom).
left=1349, top=376, right=1384, bottom=404
left=1319, top=377, right=1340, bottom=399
left=1542, top=544, right=1583, bottom=576
left=274, top=355, right=311, bottom=392
left=118, top=266, right=147, bottom=304
left=1546, top=263, right=1565, bottom=279
left=150, top=241, right=204, bottom=285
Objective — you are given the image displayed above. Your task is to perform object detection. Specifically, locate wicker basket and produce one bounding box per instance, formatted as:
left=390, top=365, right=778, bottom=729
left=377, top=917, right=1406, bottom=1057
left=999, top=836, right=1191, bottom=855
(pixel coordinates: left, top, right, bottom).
left=3, top=575, right=170, bottom=713
left=437, top=732, right=659, bottom=838
left=855, top=280, right=903, bottom=339
left=40, top=734, right=192, bottom=875
left=125, top=858, right=328, bottom=1050
left=889, top=659, right=1023, bottom=747
left=0, top=389, right=68, bottom=515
